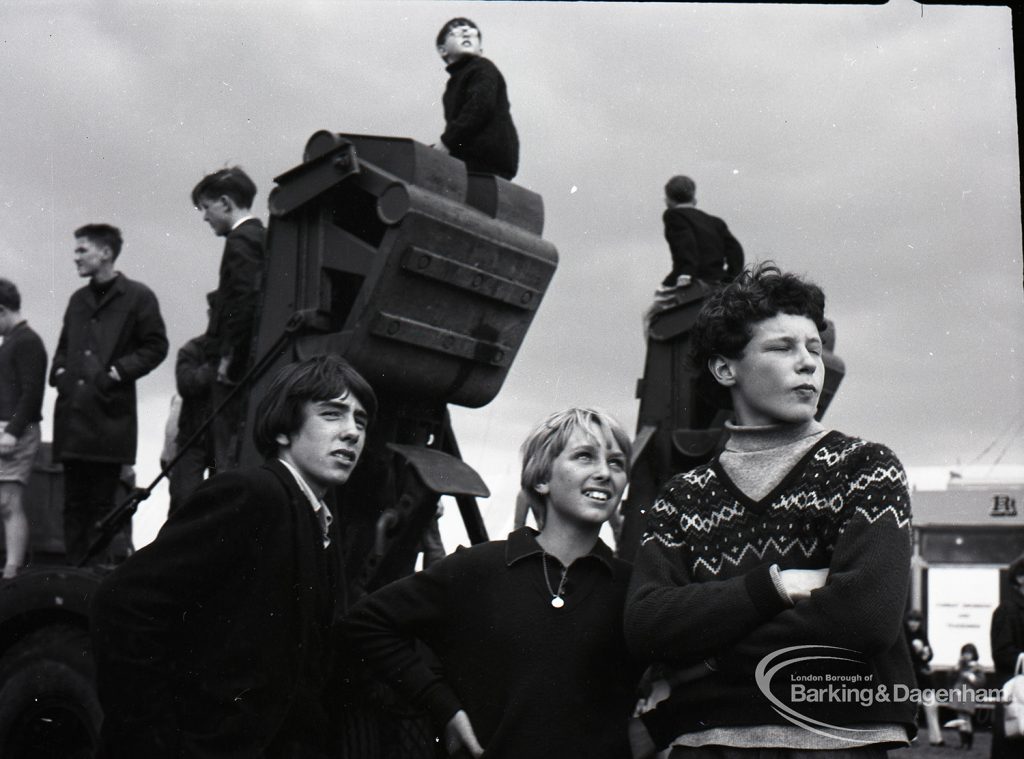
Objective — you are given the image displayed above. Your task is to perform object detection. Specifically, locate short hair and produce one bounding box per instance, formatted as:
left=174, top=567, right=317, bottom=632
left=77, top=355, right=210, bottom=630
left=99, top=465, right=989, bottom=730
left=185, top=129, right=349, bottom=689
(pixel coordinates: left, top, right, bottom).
left=0, top=278, right=20, bottom=311
left=74, top=224, right=123, bottom=260
left=252, top=354, right=378, bottom=459
left=665, top=175, right=696, bottom=204
left=436, top=17, right=481, bottom=47
left=960, top=643, right=979, bottom=660
left=689, top=262, right=827, bottom=407
left=191, top=166, right=258, bottom=209
left=518, top=407, right=632, bottom=525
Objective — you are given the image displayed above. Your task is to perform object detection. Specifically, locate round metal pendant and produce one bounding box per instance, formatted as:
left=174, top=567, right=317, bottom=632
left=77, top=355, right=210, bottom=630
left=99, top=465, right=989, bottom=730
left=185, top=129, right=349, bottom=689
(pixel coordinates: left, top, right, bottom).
left=551, top=596, right=565, bottom=609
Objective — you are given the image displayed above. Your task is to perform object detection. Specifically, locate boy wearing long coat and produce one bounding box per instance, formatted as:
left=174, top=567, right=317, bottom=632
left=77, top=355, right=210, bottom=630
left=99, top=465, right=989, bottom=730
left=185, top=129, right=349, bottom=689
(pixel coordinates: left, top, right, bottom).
left=51, top=223, right=167, bottom=565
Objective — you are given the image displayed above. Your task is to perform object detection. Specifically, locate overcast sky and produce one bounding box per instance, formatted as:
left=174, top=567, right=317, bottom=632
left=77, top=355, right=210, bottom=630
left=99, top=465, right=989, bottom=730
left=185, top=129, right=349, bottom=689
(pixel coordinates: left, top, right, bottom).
left=2, top=1, right=1020, bottom=546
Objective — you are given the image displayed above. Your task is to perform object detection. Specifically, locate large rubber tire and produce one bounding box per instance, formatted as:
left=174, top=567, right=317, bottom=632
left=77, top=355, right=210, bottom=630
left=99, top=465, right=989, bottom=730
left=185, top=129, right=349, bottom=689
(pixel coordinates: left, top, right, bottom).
left=0, top=624, right=101, bottom=759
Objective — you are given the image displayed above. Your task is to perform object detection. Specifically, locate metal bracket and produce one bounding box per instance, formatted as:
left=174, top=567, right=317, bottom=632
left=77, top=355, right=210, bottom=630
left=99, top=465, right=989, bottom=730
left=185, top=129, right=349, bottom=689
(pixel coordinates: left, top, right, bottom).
left=370, top=312, right=511, bottom=367
left=386, top=444, right=490, bottom=498
left=401, top=246, right=541, bottom=311
left=268, top=141, right=360, bottom=217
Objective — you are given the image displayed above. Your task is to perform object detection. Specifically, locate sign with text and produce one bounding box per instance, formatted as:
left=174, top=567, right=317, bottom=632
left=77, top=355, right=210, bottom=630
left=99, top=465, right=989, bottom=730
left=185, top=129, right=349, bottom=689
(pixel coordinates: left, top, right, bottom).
left=927, top=566, right=1000, bottom=669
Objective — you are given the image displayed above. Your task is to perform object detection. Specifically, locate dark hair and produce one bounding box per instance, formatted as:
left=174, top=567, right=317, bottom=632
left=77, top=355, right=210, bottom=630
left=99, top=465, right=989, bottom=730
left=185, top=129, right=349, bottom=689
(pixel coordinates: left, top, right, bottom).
left=191, top=166, right=258, bottom=209
left=690, top=262, right=826, bottom=367
left=0, top=278, right=21, bottom=311
left=74, top=224, right=123, bottom=260
left=436, top=17, right=480, bottom=47
left=689, top=262, right=827, bottom=408
left=252, top=354, right=378, bottom=459
left=665, top=175, right=696, bottom=204
left=960, top=643, right=979, bottom=661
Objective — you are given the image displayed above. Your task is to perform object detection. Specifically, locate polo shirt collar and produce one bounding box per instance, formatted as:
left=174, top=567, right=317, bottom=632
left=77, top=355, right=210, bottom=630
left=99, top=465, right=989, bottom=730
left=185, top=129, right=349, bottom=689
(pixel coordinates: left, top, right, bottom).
left=504, top=526, right=617, bottom=575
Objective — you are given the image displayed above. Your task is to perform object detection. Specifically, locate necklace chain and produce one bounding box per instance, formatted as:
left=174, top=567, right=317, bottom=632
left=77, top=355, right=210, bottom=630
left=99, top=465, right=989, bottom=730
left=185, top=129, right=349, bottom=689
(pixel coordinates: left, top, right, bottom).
left=541, top=552, right=569, bottom=608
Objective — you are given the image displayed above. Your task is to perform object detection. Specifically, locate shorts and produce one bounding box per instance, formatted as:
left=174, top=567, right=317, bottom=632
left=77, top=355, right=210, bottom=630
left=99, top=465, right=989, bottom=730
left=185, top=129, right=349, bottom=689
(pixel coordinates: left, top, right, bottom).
left=0, top=421, right=41, bottom=485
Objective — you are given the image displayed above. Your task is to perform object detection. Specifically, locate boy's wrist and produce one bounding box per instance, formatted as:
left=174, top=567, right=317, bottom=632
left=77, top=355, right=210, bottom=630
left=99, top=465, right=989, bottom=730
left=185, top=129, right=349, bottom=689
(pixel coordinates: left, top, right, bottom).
left=744, top=563, right=791, bottom=618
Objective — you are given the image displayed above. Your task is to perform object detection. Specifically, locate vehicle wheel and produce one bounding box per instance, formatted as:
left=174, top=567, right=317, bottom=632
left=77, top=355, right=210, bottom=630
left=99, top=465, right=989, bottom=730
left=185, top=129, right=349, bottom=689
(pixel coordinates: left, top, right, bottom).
left=0, top=624, right=101, bottom=759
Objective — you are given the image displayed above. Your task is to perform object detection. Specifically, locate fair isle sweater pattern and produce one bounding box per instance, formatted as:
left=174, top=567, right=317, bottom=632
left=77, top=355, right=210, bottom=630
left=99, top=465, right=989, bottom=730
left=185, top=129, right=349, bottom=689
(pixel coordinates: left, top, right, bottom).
left=644, top=433, right=910, bottom=582
left=627, top=431, right=918, bottom=744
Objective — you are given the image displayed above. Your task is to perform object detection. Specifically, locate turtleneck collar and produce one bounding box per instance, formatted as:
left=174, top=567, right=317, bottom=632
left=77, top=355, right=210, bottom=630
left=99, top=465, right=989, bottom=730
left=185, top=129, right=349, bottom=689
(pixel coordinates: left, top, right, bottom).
left=724, top=419, right=825, bottom=454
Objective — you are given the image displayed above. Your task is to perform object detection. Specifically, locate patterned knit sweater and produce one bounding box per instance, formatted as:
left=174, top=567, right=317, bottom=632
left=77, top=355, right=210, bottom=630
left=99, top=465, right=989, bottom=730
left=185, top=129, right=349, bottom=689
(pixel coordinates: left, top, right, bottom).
left=624, top=430, right=917, bottom=748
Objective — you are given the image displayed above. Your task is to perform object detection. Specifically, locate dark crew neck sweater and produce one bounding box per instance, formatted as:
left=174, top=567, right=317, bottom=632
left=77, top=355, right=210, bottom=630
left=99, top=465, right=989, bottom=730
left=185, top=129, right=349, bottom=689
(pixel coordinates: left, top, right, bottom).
left=0, top=321, right=47, bottom=437
left=346, top=527, right=642, bottom=759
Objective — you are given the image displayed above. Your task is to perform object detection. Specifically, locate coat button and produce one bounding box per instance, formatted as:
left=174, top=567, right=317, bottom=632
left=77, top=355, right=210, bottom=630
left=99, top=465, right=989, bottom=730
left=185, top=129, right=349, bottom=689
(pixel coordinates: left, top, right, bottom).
left=84, top=349, right=92, bottom=356
left=76, top=379, right=85, bottom=386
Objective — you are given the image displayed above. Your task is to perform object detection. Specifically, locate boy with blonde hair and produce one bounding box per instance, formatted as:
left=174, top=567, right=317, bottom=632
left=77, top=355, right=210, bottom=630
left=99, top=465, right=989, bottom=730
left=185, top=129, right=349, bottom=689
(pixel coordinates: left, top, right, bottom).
left=347, top=407, right=641, bottom=758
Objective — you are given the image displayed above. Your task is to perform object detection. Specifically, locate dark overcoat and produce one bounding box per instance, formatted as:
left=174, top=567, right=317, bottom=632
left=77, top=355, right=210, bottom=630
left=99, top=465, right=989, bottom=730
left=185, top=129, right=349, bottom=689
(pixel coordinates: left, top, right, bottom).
left=91, top=460, right=343, bottom=759
left=50, top=273, right=168, bottom=463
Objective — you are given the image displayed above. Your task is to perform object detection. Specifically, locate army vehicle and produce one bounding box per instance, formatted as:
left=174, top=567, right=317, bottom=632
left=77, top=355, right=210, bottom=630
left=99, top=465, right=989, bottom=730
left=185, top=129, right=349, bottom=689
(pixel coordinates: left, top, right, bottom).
left=0, top=131, right=557, bottom=758
left=0, top=132, right=844, bottom=758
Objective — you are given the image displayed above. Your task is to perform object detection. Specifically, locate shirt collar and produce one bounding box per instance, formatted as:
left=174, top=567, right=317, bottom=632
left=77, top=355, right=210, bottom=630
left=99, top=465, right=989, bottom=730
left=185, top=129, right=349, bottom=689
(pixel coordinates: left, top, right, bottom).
left=231, top=215, right=257, bottom=231
left=277, top=458, right=333, bottom=548
left=504, top=526, right=618, bottom=576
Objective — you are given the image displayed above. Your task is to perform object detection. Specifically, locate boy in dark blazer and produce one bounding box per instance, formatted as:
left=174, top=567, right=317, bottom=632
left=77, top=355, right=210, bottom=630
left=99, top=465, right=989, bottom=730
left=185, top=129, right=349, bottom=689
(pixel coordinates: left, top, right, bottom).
left=92, top=354, right=377, bottom=759
left=192, top=166, right=266, bottom=470
left=660, top=175, right=744, bottom=289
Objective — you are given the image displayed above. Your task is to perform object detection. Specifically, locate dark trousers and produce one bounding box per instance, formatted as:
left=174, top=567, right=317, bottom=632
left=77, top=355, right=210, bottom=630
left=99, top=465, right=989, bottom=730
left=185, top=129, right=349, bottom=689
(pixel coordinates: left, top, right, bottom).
left=991, top=701, right=1024, bottom=759
left=168, top=441, right=213, bottom=517
left=63, top=460, right=123, bottom=566
left=211, top=383, right=244, bottom=473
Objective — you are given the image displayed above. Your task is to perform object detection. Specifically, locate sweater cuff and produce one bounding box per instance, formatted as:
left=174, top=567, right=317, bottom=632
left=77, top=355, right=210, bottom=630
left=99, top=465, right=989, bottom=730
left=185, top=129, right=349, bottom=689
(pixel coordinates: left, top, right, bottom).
left=3, top=420, right=25, bottom=439
left=422, top=681, right=463, bottom=729
left=769, top=563, right=795, bottom=607
left=744, top=563, right=791, bottom=618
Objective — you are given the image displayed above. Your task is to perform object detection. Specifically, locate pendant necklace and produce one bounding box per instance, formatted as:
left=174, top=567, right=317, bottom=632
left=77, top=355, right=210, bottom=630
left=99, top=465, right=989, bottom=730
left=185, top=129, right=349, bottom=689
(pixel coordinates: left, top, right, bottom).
left=541, top=552, right=569, bottom=608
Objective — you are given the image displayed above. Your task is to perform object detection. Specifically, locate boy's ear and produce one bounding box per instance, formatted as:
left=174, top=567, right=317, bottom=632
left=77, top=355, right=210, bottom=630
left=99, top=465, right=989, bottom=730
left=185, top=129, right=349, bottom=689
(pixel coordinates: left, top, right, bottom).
left=274, top=432, right=290, bottom=448
left=437, top=45, right=448, bottom=60
left=534, top=482, right=550, bottom=495
left=708, top=356, right=737, bottom=387
left=219, top=194, right=238, bottom=212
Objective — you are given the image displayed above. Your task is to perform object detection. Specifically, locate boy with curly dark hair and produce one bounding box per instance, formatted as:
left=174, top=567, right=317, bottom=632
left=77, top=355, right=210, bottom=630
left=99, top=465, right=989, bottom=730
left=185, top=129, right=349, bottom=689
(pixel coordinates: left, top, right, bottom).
left=626, top=263, right=917, bottom=758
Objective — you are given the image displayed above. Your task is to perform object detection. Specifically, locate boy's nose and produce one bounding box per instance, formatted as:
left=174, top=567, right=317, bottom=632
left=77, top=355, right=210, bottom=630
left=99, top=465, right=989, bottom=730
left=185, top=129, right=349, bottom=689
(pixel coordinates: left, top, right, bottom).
left=796, top=348, right=818, bottom=371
